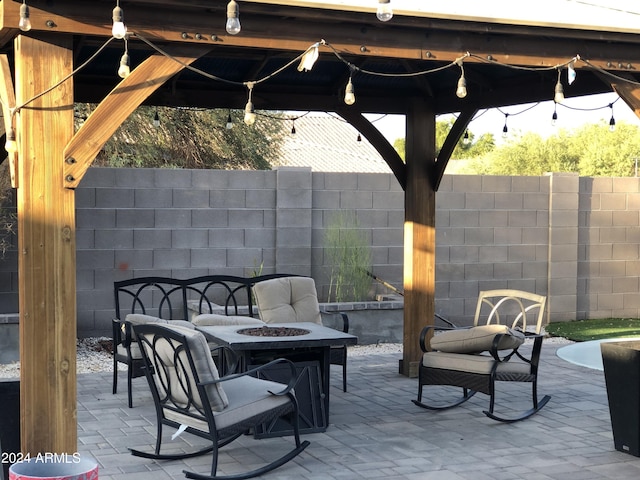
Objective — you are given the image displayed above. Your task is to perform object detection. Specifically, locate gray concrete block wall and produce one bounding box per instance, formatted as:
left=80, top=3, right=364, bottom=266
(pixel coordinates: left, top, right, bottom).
left=4, top=166, right=640, bottom=337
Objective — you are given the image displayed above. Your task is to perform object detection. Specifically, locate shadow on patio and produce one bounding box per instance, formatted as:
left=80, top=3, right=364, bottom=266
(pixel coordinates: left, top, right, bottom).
left=77, top=343, right=640, bottom=480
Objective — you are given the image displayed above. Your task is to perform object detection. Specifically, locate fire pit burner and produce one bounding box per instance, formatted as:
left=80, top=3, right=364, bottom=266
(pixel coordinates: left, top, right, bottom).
left=237, top=326, right=311, bottom=337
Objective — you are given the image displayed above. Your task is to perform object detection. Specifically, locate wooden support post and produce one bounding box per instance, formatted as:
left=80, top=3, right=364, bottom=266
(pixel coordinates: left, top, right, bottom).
left=15, top=34, right=77, bottom=454
left=400, top=99, right=436, bottom=377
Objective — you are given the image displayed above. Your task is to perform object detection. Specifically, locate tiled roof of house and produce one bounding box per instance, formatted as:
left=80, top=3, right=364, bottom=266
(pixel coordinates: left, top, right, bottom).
left=276, top=114, right=393, bottom=173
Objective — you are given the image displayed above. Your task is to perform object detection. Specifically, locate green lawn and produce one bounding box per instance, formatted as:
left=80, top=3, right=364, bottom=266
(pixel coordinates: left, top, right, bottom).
left=546, top=318, right=640, bottom=342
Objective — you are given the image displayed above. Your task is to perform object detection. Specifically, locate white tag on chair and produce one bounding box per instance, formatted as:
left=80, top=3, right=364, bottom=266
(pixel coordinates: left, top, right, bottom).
left=171, top=424, right=188, bottom=440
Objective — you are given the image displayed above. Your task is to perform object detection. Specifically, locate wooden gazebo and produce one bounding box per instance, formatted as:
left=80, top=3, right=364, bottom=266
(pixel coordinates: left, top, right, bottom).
left=1, top=0, right=640, bottom=455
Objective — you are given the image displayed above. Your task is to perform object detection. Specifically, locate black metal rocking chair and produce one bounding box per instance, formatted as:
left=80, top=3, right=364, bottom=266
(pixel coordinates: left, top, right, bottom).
left=413, top=289, right=551, bottom=422
left=130, top=322, right=310, bottom=480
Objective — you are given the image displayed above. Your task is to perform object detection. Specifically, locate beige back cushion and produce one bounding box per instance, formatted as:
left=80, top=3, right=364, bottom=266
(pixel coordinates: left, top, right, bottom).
left=253, top=277, right=322, bottom=325
left=429, top=324, right=525, bottom=354
left=136, top=322, right=229, bottom=412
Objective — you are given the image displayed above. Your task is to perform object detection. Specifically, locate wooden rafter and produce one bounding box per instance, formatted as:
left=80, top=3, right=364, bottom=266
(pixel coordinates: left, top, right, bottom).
left=63, top=45, right=212, bottom=188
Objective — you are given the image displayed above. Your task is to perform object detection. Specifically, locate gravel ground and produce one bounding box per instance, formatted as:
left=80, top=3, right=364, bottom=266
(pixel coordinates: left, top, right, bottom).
left=0, top=331, right=570, bottom=379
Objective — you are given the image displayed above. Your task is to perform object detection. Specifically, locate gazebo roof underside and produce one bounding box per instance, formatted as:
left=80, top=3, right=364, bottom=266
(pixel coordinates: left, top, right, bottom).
left=2, top=0, right=639, bottom=116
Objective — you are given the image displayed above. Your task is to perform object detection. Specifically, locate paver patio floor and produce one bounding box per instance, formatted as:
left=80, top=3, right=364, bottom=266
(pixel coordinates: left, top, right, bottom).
left=76, top=342, right=640, bottom=479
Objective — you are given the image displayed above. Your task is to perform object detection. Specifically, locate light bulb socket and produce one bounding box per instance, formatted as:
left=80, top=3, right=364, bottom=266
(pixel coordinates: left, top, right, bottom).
left=226, top=113, right=233, bottom=129
left=153, top=111, right=160, bottom=127
left=112, top=5, right=123, bottom=23
left=227, top=0, right=239, bottom=19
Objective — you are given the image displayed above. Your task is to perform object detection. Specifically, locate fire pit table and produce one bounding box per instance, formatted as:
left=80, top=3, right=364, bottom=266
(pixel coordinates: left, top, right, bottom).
left=196, top=322, right=357, bottom=436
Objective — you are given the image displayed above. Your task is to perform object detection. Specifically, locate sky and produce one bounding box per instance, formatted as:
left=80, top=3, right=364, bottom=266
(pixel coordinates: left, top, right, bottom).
left=368, top=92, right=640, bottom=144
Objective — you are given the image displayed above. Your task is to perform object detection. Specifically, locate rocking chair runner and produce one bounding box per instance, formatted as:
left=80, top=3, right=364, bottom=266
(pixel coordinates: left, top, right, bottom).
left=130, top=322, right=310, bottom=480
left=413, top=289, right=551, bottom=422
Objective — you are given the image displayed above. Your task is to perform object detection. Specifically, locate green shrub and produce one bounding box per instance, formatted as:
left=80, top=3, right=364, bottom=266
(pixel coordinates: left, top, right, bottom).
left=324, top=211, right=372, bottom=302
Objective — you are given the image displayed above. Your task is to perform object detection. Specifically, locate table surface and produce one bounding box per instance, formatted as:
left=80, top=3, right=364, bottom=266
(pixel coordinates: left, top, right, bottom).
left=196, top=322, right=358, bottom=350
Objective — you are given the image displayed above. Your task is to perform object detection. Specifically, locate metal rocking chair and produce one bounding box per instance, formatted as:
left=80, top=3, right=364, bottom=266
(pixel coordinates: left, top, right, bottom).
left=413, top=289, right=551, bottom=422
left=130, top=322, right=310, bottom=480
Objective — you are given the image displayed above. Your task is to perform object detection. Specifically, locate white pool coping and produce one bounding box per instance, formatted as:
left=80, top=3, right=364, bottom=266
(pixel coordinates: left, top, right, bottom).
left=556, top=337, right=640, bottom=371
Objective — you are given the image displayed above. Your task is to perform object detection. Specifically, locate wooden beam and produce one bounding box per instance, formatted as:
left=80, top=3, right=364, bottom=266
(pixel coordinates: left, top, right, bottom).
left=5, top=0, right=640, bottom=71
left=434, top=107, right=477, bottom=190
left=336, top=107, right=406, bottom=189
left=63, top=45, right=211, bottom=188
left=610, top=79, right=640, bottom=120
left=16, top=33, right=76, bottom=455
left=401, top=99, right=436, bottom=377
left=0, top=54, right=17, bottom=187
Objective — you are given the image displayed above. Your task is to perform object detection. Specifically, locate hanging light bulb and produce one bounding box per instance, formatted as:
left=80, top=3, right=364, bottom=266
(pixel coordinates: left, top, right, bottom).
left=19, top=1, right=32, bottom=32
left=297, top=43, right=320, bottom=72
left=112, top=1, right=127, bottom=39
left=376, top=0, right=393, bottom=22
left=243, top=83, right=256, bottom=125
left=291, top=120, right=296, bottom=135
left=344, top=76, right=356, bottom=105
left=456, top=65, right=467, bottom=99
left=462, top=130, right=470, bottom=145
left=554, top=70, right=564, bottom=104
left=226, top=0, right=241, bottom=35
left=153, top=110, right=160, bottom=128
left=551, top=104, right=558, bottom=126
left=225, top=111, right=233, bottom=130
left=502, top=113, right=509, bottom=138
left=4, top=128, right=17, bottom=153
left=357, top=133, right=362, bottom=142
left=609, top=104, right=616, bottom=132
left=117, top=38, right=130, bottom=78
left=244, top=101, right=255, bottom=125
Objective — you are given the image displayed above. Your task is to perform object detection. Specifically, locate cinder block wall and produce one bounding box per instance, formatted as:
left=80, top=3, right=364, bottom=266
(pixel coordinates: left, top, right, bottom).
left=2, top=166, right=640, bottom=337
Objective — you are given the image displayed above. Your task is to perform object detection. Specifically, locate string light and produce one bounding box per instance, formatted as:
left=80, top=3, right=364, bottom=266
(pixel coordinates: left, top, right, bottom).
left=376, top=0, right=393, bottom=22
left=225, top=111, right=233, bottom=129
left=554, top=69, right=565, bottom=104
left=455, top=59, right=467, bottom=99
left=117, top=38, right=130, bottom=78
left=344, top=75, right=356, bottom=105
left=609, top=103, right=616, bottom=132
left=243, top=82, right=256, bottom=125
left=502, top=113, right=509, bottom=138
left=551, top=104, right=558, bottom=126
left=463, top=130, right=470, bottom=145
left=357, top=133, right=362, bottom=142
left=226, top=0, right=241, bottom=35
left=4, top=127, right=17, bottom=154
left=291, top=120, right=296, bottom=134
left=19, top=1, right=32, bottom=32
left=112, top=1, right=127, bottom=39
left=153, top=109, right=160, bottom=127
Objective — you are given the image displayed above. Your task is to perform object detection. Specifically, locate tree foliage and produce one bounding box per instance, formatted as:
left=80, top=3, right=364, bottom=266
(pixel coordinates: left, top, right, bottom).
left=468, top=121, right=640, bottom=176
left=392, top=119, right=496, bottom=161
left=77, top=105, right=286, bottom=170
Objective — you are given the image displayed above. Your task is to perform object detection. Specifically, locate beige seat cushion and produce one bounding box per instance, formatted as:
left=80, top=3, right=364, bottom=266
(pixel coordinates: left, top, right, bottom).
left=422, top=351, right=531, bottom=375
left=192, top=313, right=265, bottom=327
left=429, top=324, right=525, bottom=354
left=253, top=277, right=322, bottom=325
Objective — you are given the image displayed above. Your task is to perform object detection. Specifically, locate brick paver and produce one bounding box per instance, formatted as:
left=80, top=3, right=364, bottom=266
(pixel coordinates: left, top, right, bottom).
left=76, top=343, right=640, bottom=479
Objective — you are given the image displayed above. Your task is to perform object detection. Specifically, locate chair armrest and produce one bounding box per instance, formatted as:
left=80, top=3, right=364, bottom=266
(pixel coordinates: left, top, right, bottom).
left=418, top=325, right=457, bottom=352
left=337, top=312, right=349, bottom=333
left=209, top=344, right=240, bottom=375
left=200, top=358, right=298, bottom=396
left=112, top=318, right=134, bottom=349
